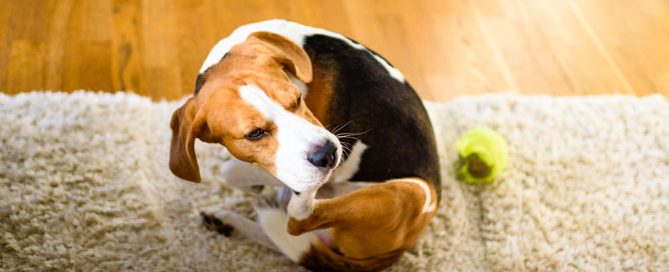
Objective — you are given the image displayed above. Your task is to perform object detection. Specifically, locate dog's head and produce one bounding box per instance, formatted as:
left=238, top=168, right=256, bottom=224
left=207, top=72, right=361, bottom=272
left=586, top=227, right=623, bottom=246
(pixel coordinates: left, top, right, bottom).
left=169, top=31, right=342, bottom=192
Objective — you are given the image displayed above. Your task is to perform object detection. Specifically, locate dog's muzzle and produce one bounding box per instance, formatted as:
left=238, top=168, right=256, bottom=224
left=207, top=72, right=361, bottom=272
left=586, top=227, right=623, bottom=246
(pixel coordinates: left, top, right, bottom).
left=307, top=140, right=338, bottom=169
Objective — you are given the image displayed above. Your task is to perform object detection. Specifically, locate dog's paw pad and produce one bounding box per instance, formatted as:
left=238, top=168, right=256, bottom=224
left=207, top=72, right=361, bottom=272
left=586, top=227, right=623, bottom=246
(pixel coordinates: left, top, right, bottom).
left=201, top=212, right=234, bottom=237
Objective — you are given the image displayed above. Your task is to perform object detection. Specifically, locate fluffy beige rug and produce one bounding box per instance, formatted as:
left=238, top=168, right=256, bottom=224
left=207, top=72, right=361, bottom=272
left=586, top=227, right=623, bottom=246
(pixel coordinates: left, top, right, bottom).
left=1, top=91, right=668, bottom=271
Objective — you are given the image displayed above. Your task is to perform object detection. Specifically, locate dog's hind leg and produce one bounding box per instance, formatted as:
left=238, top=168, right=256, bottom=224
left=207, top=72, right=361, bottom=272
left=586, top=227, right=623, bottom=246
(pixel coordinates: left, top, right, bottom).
left=200, top=209, right=279, bottom=251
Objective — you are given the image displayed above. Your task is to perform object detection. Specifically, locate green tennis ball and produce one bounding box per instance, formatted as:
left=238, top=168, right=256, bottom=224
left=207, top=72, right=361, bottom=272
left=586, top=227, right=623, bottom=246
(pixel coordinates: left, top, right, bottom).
left=455, top=127, right=509, bottom=184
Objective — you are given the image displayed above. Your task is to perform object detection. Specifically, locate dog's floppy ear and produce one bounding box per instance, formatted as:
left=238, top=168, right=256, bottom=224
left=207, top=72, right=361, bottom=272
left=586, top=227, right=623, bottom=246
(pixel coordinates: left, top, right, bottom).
left=249, top=31, right=313, bottom=83
left=169, top=98, right=207, bottom=183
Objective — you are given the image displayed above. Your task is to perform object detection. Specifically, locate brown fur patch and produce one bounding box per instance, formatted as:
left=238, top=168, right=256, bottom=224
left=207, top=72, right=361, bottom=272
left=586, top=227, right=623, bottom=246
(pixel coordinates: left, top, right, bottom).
left=304, top=57, right=338, bottom=126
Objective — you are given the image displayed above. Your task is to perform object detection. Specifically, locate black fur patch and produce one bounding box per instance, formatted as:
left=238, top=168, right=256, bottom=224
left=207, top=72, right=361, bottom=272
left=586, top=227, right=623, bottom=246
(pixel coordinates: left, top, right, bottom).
left=303, top=35, right=442, bottom=200
left=194, top=72, right=207, bottom=95
left=201, top=212, right=234, bottom=237
left=194, top=53, right=229, bottom=95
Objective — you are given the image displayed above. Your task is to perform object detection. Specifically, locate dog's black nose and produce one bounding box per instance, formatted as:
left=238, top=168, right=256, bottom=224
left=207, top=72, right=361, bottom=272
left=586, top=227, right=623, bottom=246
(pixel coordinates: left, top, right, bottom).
left=307, top=141, right=338, bottom=168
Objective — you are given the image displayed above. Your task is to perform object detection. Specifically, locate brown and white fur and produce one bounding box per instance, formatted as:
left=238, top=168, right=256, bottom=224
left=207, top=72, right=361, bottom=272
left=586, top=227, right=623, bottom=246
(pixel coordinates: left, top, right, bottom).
left=169, top=20, right=440, bottom=271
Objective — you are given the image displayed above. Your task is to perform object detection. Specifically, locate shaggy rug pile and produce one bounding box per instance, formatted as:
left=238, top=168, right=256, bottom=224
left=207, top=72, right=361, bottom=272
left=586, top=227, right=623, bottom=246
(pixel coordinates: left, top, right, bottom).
left=1, top=91, right=668, bottom=271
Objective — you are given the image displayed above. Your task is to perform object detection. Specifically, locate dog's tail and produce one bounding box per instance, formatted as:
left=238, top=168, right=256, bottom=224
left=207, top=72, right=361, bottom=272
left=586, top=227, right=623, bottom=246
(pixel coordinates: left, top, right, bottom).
left=256, top=207, right=401, bottom=272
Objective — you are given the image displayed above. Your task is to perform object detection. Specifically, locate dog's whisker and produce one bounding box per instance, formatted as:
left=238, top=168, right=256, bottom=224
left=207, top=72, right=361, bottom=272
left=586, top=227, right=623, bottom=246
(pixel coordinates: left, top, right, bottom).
left=331, top=120, right=353, bottom=135
left=342, top=145, right=352, bottom=153
left=335, top=133, right=369, bottom=141
left=339, top=142, right=352, bottom=152
left=339, top=120, right=353, bottom=130
left=330, top=123, right=345, bottom=134
left=336, top=136, right=360, bottom=141
left=336, top=135, right=359, bottom=139
left=336, top=129, right=369, bottom=137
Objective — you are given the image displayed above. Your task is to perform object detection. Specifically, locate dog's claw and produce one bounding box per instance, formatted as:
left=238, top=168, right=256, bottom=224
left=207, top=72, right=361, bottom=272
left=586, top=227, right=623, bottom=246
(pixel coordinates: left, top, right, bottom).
left=201, top=212, right=234, bottom=237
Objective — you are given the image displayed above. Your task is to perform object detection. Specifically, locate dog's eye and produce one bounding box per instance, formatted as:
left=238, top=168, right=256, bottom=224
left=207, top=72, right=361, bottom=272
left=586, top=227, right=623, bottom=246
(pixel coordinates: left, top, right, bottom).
left=244, top=128, right=268, bottom=141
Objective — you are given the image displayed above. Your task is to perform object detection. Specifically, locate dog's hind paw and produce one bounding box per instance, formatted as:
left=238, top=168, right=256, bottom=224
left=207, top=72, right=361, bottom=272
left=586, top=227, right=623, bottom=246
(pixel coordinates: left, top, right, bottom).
left=201, top=211, right=234, bottom=237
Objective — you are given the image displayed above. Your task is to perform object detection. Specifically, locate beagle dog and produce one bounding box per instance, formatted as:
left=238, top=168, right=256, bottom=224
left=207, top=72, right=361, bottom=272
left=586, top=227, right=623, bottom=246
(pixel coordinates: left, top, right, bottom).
left=169, top=20, right=441, bottom=271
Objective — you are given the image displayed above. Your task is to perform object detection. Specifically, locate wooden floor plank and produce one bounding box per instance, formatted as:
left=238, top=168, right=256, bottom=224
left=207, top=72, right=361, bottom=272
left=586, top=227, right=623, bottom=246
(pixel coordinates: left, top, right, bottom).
left=141, top=0, right=182, bottom=99
left=419, top=0, right=512, bottom=100
left=519, top=0, right=634, bottom=95
left=470, top=0, right=577, bottom=95
left=0, top=1, right=12, bottom=89
left=43, top=1, right=71, bottom=89
left=569, top=0, right=669, bottom=96
left=60, top=0, right=114, bottom=92
left=5, top=0, right=49, bottom=91
left=112, top=0, right=146, bottom=95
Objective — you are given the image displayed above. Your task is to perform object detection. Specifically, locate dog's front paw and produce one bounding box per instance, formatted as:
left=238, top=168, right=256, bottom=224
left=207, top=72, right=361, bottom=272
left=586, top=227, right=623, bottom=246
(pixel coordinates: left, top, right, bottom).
left=201, top=211, right=234, bottom=237
left=287, top=190, right=317, bottom=220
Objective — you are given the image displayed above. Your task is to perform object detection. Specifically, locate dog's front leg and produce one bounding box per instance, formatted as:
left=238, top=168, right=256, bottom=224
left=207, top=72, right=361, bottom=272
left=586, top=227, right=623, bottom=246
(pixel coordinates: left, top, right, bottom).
left=285, top=190, right=340, bottom=236
left=286, top=189, right=318, bottom=220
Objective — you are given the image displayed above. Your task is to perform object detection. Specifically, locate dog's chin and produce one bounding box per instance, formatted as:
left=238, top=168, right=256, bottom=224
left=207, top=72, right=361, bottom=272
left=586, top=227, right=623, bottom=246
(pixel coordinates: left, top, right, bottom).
left=281, top=170, right=333, bottom=193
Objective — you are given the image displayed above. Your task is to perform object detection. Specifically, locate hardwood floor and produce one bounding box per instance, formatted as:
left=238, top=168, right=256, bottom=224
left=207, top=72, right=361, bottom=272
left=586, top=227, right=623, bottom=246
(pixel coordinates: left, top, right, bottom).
left=1, top=0, right=668, bottom=102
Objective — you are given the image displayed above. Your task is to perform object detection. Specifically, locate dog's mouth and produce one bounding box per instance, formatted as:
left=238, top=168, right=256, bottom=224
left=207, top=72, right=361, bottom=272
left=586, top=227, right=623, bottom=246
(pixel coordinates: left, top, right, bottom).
left=286, top=153, right=341, bottom=194
left=274, top=131, right=343, bottom=194
left=288, top=169, right=334, bottom=194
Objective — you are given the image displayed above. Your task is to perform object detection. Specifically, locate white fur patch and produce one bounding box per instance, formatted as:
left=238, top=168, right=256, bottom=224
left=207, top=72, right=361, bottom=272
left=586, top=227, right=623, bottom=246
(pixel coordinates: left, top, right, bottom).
left=287, top=190, right=318, bottom=220
left=238, top=85, right=341, bottom=192
left=287, top=71, right=308, bottom=97
left=256, top=208, right=317, bottom=262
left=371, top=54, right=405, bottom=82
left=200, top=19, right=405, bottom=82
left=219, top=156, right=282, bottom=190
left=391, top=178, right=436, bottom=213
